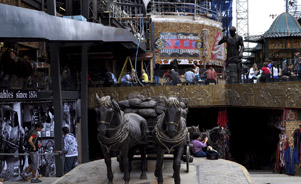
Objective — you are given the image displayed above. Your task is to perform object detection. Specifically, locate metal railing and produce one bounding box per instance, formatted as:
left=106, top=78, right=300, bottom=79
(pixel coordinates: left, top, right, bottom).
left=148, top=1, right=219, bottom=19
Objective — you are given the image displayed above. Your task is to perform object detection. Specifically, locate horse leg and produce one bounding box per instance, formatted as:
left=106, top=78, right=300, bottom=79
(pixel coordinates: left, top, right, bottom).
left=140, top=144, right=147, bottom=179
left=155, top=145, right=165, bottom=184
left=121, top=147, right=130, bottom=184
left=128, top=148, right=134, bottom=173
left=173, top=146, right=184, bottom=184
left=101, top=147, right=113, bottom=184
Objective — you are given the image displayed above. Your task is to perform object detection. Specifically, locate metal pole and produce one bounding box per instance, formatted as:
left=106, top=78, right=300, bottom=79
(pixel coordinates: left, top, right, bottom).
left=80, top=43, right=89, bottom=163
left=286, top=0, right=289, bottom=13
left=49, top=43, right=64, bottom=177
left=151, top=22, right=156, bottom=80
left=194, top=0, right=196, bottom=19
left=92, top=0, right=98, bottom=21
left=82, top=0, right=90, bottom=20
left=47, top=0, right=56, bottom=16
left=65, top=0, right=73, bottom=16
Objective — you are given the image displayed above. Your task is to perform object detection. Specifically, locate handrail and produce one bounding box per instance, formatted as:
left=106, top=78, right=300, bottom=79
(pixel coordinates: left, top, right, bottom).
left=147, top=1, right=219, bottom=19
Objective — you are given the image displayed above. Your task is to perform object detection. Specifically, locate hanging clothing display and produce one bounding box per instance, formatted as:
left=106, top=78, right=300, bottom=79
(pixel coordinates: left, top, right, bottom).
left=284, top=147, right=299, bottom=175
left=293, top=128, right=301, bottom=161
left=276, top=133, right=289, bottom=173
left=217, top=109, right=228, bottom=128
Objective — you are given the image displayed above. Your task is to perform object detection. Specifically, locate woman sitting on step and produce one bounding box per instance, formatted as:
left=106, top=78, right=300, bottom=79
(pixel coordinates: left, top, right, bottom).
left=191, top=132, right=208, bottom=157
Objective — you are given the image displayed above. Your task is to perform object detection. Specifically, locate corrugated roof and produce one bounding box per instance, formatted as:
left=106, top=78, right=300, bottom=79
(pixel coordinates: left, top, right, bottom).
left=264, top=12, right=301, bottom=38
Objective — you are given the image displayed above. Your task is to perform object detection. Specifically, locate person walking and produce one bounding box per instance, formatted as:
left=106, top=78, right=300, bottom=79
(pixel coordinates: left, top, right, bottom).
left=60, top=127, right=78, bottom=173
left=21, top=123, right=44, bottom=183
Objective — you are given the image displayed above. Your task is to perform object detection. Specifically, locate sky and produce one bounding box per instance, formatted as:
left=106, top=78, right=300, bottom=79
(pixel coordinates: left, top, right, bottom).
left=232, top=0, right=286, bottom=36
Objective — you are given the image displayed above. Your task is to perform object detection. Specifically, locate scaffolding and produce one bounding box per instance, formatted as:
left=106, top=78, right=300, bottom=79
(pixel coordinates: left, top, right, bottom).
left=287, top=0, right=301, bottom=19
left=235, top=0, right=249, bottom=38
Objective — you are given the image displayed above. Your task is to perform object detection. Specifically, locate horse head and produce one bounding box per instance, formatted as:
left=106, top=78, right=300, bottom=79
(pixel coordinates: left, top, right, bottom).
left=163, top=97, right=183, bottom=138
left=95, top=94, right=121, bottom=136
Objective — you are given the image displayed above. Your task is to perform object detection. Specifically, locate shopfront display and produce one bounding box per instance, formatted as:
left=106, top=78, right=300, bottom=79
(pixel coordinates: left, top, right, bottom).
left=0, top=100, right=79, bottom=180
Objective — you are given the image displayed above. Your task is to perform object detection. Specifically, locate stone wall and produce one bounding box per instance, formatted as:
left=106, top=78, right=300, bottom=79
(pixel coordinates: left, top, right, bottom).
left=89, top=82, right=301, bottom=109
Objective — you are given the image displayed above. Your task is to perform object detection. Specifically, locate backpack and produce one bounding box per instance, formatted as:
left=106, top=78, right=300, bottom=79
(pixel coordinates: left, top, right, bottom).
left=24, top=130, right=38, bottom=152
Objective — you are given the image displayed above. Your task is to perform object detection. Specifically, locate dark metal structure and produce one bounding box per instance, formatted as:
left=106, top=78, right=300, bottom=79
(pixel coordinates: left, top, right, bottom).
left=0, top=2, right=145, bottom=177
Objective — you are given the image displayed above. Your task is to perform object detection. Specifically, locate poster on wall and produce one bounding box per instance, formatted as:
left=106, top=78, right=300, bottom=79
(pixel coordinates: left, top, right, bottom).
left=0, top=101, right=79, bottom=181
left=211, top=32, right=225, bottom=61
left=156, top=32, right=201, bottom=58
left=0, top=103, right=22, bottom=181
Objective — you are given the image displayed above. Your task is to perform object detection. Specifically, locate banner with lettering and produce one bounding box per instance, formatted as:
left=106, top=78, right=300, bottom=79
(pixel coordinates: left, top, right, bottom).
left=156, top=32, right=201, bottom=58
left=0, top=89, right=38, bottom=99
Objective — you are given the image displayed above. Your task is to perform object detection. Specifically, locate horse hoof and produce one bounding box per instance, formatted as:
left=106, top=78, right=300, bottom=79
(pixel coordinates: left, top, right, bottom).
left=154, top=171, right=158, bottom=177
left=124, top=181, right=129, bottom=184
left=140, top=173, right=147, bottom=179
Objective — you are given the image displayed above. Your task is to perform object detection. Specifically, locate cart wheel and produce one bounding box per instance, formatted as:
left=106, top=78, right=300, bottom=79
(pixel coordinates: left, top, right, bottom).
left=186, top=145, right=190, bottom=173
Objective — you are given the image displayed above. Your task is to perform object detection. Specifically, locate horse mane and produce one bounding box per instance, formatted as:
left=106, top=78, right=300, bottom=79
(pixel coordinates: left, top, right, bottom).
left=166, top=97, right=180, bottom=108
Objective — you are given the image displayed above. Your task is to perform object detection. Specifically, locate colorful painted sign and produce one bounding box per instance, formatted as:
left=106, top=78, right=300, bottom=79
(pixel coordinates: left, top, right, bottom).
left=156, top=32, right=201, bottom=58
left=211, top=32, right=225, bottom=61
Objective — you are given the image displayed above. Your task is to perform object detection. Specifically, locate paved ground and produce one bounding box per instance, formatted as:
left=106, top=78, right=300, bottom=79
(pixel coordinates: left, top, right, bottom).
left=5, top=158, right=301, bottom=184
left=52, top=157, right=252, bottom=184
left=250, top=171, right=301, bottom=184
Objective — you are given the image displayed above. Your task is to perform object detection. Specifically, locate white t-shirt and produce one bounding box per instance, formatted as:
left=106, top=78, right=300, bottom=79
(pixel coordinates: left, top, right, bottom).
left=272, top=67, right=278, bottom=77
left=248, top=68, right=257, bottom=79
left=193, top=67, right=199, bottom=76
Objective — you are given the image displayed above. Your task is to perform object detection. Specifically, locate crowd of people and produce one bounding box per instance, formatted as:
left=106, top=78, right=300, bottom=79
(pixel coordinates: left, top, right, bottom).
left=243, top=57, right=301, bottom=83
left=101, top=60, right=220, bottom=87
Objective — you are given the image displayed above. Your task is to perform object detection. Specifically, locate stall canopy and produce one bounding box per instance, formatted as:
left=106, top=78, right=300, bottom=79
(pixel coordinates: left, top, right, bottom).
left=0, top=3, right=145, bottom=51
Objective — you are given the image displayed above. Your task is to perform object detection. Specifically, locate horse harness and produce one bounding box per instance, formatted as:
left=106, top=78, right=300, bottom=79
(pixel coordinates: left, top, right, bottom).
left=154, top=114, right=188, bottom=153
left=97, top=113, right=130, bottom=154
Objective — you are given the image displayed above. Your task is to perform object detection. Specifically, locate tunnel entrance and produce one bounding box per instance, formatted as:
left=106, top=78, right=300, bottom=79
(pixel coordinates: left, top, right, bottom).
left=186, top=107, right=283, bottom=170
left=89, top=106, right=284, bottom=170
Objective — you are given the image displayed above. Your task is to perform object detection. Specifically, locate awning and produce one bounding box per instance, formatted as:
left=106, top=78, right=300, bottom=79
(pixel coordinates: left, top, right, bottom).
left=0, top=4, right=145, bottom=51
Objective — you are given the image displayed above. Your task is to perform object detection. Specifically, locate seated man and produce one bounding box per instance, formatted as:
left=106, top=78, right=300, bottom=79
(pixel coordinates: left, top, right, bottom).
left=281, top=64, right=295, bottom=80
left=120, top=72, right=132, bottom=86
left=191, top=132, right=208, bottom=157
left=167, top=69, right=181, bottom=85
left=140, top=69, right=149, bottom=83
left=184, top=69, right=195, bottom=84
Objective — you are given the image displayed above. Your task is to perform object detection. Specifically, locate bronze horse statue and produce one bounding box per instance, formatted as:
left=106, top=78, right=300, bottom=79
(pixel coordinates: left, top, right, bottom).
left=153, top=97, right=188, bottom=184
left=95, top=95, right=148, bottom=184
